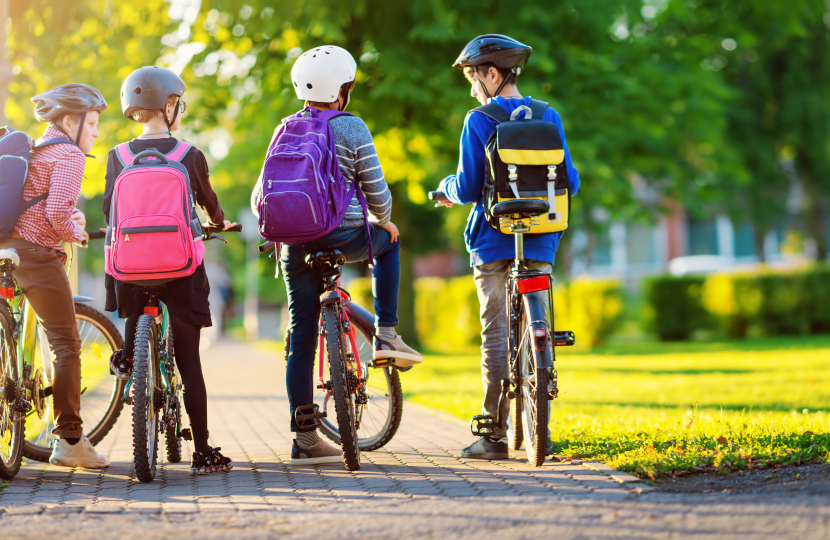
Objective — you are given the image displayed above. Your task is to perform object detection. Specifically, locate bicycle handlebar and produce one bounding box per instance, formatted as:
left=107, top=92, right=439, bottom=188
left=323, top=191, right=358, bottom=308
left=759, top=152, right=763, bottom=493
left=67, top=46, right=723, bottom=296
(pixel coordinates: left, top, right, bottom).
left=258, top=241, right=277, bottom=253
left=203, top=223, right=242, bottom=244
left=428, top=191, right=449, bottom=202
left=88, top=231, right=106, bottom=240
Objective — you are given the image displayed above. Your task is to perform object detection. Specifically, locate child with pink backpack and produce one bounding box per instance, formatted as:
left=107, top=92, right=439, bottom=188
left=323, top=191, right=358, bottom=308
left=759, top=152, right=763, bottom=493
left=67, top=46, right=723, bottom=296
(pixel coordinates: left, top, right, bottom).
left=102, top=66, right=234, bottom=474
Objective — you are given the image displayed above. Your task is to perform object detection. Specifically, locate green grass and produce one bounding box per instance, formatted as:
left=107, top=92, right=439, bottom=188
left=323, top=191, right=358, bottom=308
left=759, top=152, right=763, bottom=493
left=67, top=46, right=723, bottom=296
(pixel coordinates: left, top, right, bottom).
left=402, top=335, right=830, bottom=478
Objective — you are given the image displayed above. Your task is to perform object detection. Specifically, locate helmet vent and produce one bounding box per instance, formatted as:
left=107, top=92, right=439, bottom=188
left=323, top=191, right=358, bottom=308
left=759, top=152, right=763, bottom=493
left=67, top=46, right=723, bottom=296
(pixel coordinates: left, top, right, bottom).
left=135, top=88, right=142, bottom=94
left=307, top=83, right=313, bottom=89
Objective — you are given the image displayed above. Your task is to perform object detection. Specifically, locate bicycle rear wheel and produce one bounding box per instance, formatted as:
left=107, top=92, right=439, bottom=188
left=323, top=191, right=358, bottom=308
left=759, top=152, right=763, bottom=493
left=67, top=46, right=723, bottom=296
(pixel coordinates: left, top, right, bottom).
left=508, top=397, right=523, bottom=451
left=518, top=313, right=550, bottom=467
left=23, top=303, right=125, bottom=462
left=0, top=305, right=23, bottom=479
left=132, top=315, right=160, bottom=482
left=321, top=303, right=360, bottom=471
left=317, top=321, right=403, bottom=451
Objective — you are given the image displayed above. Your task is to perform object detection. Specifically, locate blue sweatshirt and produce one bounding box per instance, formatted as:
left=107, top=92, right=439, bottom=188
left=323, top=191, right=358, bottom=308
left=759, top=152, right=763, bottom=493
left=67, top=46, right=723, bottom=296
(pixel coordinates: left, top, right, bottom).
left=439, top=96, right=580, bottom=267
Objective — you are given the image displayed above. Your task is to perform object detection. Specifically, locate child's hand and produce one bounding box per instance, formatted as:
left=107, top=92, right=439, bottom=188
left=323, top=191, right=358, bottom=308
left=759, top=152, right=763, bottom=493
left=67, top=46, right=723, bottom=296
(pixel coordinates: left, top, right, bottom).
left=222, top=220, right=237, bottom=230
left=435, top=200, right=454, bottom=208
left=380, top=221, right=399, bottom=243
left=71, top=209, right=87, bottom=229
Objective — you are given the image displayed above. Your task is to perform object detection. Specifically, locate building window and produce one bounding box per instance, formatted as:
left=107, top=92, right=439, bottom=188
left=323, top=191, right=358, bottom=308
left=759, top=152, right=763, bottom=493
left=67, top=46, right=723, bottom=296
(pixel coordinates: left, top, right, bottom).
left=734, top=223, right=756, bottom=258
left=626, top=223, right=657, bottom=266
left=688, top=217, right=719, bottom=255
left=592, top=230, right=612, bottom=266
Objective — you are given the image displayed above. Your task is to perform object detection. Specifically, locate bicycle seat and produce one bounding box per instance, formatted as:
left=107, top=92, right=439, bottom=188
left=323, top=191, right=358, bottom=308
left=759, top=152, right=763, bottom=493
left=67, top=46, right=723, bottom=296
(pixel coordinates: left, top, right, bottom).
left=491, top=199, right=550, bottom=219
left=305, top=250, right=346, bottom=268
left=0, top=249, right=20, bottom=268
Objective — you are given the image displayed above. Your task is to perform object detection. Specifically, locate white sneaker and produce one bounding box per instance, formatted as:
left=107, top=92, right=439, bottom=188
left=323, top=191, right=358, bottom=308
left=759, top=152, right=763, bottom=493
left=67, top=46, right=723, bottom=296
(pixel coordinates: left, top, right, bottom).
left=373, top=334, right=423, bottom=368
left=289, top=438, right=343, bottom=466
left=49, top=437, right=111, bottom=469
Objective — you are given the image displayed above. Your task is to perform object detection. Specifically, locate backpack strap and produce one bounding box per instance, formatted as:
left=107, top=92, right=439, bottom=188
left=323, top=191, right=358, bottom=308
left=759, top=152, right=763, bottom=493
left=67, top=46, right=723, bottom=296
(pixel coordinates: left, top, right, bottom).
left=165, top=141, right=192, bottom=162
left=33, top=137, right=77, bottom=150
left=472, top=103, right=511, bottom=124
left=528, top=99, right=549, bottom=121
left=115, top=143, right=134, bottom=168
left=20, top=193, right=49, bottom=212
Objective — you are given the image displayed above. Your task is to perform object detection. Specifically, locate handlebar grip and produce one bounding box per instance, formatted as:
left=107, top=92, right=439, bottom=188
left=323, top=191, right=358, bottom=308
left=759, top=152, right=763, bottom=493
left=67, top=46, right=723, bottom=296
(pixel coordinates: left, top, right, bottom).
left=87, top=231, right=106, bottom=240
left=428, top=191, right=448, bottom=202
left=258, top=241, right=277, bottom=253
left=226, top=223, right=243, bottom=233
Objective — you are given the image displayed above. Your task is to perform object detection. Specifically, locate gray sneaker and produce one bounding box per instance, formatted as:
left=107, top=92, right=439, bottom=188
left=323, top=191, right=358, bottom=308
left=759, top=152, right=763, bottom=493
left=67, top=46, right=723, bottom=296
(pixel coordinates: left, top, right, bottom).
left=373, top=334, right=423, bottom=368
left=461, top=437, right=509, bottom=460
left=289, top=438, right=343, bottom=466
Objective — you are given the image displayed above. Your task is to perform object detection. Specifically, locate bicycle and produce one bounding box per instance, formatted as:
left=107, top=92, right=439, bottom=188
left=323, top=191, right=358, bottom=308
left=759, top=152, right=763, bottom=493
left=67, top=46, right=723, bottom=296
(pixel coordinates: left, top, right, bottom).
left=430, top=192, right=575, bottom=466
left=128, top=224, right=241, bottom=482
left=260, top=241, right=404, bottom=471
left=0, top=232, right=125, bottom=476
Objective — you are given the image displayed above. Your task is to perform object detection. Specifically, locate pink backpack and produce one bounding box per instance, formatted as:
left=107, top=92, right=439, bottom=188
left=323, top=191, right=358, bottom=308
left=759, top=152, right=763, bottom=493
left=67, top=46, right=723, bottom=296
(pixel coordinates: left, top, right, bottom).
left=104, top=142, right=205, bottom=284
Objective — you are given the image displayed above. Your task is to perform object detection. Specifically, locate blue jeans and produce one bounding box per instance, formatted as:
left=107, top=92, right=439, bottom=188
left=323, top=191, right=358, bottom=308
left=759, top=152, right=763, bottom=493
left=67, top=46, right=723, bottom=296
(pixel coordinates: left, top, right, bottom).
left=280, top=224, right=400, bottom=431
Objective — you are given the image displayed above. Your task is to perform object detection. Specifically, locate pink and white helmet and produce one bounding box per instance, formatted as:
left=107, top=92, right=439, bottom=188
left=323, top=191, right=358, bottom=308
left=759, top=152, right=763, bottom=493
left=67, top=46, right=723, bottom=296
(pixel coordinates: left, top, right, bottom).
left=291, top=46, right=356, bottom=102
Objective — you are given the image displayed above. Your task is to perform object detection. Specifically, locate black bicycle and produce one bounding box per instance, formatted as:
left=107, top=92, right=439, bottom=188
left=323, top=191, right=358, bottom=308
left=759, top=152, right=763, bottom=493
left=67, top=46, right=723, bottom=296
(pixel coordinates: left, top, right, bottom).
left=260, top=242, right=404, bottom=471
left=431, top=192, right=575, bottom=466
left=127, top=224, right=241, bottom=482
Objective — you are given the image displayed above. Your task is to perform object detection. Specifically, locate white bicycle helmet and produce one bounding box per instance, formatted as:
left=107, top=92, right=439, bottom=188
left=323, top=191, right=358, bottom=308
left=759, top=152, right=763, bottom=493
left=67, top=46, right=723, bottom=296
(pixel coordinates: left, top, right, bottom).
left=291, top=46, right=356, bottom=103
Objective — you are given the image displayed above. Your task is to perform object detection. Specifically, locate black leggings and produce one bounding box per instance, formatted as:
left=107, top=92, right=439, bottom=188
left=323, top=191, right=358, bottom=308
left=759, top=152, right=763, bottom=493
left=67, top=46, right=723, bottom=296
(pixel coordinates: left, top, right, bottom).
left=123, top=310, right=210, bottom=454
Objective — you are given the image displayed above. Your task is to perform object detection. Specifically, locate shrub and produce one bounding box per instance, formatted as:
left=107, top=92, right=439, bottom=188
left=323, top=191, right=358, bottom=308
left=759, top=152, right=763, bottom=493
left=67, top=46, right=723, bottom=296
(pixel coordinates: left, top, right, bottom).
left=643, top=275, right=710, bottom=341
left=346, top=275, right=624, bottom=353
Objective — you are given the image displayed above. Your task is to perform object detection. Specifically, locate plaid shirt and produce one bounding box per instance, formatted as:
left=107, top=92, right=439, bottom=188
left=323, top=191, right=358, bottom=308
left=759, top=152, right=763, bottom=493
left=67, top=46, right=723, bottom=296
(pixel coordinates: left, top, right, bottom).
left=15, top=126, right=86, bottom=250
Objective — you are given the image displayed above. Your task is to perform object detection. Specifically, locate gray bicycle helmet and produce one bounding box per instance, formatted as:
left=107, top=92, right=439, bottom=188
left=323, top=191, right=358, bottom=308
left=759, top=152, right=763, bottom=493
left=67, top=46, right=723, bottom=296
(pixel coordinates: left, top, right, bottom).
left=453, top=35, right=532, bottom=99
left=31, top=84, right=107, bottom=123
left=121, top=66, right=187, bottom=129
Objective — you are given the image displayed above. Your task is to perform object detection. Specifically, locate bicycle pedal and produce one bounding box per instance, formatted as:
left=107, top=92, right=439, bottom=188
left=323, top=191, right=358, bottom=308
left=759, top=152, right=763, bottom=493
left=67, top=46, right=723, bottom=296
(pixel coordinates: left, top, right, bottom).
left=179, top=428, right=193, bottom=441
left=373, top=358, right=393, bottom=368
left=470, top=414, right=498, bottom=437
left=553, top=331, right=576, bottom=347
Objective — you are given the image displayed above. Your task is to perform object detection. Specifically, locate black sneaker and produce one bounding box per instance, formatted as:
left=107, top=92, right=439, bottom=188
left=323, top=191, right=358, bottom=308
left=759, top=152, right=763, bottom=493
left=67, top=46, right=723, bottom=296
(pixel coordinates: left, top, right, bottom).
left=109, top=350, right=132, bottom=380
left=191, top=447, right=233, bottom=474
left=461, top=436, right=509, bottom=460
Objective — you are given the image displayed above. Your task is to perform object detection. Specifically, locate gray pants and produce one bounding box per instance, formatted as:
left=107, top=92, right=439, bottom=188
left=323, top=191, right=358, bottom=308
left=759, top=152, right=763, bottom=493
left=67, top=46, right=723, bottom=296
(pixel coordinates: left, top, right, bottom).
left=474, top=258, right=551, bottom=439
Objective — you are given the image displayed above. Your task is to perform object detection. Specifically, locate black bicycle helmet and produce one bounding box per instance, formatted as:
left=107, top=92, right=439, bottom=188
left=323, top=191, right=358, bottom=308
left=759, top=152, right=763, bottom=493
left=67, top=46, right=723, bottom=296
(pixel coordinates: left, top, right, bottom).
left=121, top=66, right=187, bottom=129
left=31, top=84, right=107, bottom=123
left=453, top=34, right=532, bottom=72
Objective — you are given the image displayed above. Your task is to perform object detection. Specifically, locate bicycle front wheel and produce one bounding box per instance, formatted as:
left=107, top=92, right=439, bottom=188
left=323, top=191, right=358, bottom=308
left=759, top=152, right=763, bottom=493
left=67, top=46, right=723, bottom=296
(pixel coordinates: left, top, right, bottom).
left=0, top=304, right=24, bottom=479
left=321, top=302, right=360, bottom=471
left=23, top=303, right=125, bottom=462
left=317, top=320, right=403, bottom=451
left=518, top=313, right=550, bottom=467
left=132, top=314, right=160, bottom=482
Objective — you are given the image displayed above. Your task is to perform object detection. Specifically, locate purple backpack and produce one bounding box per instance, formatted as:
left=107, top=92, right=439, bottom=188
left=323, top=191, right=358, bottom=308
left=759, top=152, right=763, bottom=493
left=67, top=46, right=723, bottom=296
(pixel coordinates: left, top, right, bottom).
left=258, top=107, right=369, bottom=250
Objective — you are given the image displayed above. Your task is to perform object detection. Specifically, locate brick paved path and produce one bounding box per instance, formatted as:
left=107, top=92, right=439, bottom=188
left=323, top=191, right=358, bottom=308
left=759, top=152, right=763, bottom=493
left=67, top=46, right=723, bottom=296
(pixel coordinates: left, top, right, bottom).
left=0, top=342, right=828, bottom=539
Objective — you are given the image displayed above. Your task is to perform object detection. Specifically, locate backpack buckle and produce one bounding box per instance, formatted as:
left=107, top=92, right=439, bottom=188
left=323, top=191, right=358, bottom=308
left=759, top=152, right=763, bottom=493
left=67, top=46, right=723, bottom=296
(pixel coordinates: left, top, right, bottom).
left=547, top=166, right=557, bottom=180
left=507, top=164, right=518, bottom=181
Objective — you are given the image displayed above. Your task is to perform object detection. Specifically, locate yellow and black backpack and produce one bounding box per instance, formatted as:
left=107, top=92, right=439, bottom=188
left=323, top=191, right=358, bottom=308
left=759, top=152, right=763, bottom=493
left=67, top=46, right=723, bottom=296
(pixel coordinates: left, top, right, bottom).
left=476, top=99, right=570, bottom=235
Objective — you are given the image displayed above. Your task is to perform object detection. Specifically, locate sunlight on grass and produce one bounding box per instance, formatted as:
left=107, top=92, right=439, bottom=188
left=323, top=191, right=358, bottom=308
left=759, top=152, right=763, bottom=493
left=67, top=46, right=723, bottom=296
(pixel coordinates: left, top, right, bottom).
left=402, top=336, right=830, bottom=477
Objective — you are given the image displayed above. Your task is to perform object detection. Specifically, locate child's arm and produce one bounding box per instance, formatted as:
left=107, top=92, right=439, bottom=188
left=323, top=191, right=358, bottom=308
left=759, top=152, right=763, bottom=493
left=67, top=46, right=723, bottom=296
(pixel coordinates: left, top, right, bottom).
left=102, top=149, right=117, bottom=225
left=546, top=109, right=580, bottom=196
left=191, top=150, right=225, bottom=226
left=438, top=112, right=488, bottom=205
left=353, top=123, right=392, bottom=225
left=45, top=149, right=86, bottom=243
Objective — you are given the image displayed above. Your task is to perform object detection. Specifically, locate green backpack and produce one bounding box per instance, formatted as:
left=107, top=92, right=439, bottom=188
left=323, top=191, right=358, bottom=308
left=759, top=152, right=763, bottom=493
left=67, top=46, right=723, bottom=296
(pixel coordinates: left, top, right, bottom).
left=475, top=99, right=570, bottom=235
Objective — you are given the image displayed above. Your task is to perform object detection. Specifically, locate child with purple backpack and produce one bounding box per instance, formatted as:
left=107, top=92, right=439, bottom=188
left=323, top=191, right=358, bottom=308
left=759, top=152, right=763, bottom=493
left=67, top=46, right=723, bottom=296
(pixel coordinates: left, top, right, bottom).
left=103, top=66, right=235, bottom=474
left=251, top=46, right=423, bottom=465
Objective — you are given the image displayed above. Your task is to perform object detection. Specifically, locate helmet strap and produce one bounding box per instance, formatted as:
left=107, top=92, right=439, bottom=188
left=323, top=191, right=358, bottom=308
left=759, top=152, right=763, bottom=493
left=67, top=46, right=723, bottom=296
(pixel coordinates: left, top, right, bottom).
left=164, top=98, right=181, bottom=131
left=476, top=74, right=492, bottom=101
left=73, top=112, right=87, bottom=146
left=493, top=71, right=516, bottom=99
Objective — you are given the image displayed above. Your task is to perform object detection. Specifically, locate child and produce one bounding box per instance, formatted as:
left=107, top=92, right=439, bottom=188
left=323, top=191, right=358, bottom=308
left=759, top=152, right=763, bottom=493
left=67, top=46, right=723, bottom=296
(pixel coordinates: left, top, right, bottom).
left=103, top=66, right=234, bottom=474
left=437, top=35, right=581, bottom=460
left=1, top=84, right=110, bottom=468
left=251, top=46, right=422, bottom=465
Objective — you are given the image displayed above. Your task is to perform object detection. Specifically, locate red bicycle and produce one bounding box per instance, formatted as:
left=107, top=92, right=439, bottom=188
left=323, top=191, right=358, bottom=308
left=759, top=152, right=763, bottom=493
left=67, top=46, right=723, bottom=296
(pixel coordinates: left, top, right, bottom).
left=260, top=242, right=403, bottom=471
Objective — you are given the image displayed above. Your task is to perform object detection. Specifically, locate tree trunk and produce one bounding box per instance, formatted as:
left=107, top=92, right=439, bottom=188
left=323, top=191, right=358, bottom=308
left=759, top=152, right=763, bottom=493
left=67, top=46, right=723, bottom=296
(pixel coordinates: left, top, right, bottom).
left=752, top=224, right=767, bottom=263
left=389, top=183, right=418, bottom=346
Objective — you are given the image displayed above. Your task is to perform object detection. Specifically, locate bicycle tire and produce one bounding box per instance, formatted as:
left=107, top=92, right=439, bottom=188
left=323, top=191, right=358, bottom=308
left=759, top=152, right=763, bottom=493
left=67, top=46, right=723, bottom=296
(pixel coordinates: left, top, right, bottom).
left=518, top=312, right=549, bottom=467
left=319, top=322, right=403, bottom=451
left=508, top=397, right=523, bottom=451
left=322, top=303, right=360, bottom=471
left=0, top=304, right=24, bottom=479
left=133, top=315, right=160, bottom=482
left=164, top=324, right=182, bottom=463
left=22, top=303, right=125, bottom=462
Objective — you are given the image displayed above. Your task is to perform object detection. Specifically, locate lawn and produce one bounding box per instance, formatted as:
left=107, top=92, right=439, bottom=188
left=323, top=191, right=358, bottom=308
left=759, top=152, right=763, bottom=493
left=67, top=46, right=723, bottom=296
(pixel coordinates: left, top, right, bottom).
left=401, top=335, right=830, bottom=478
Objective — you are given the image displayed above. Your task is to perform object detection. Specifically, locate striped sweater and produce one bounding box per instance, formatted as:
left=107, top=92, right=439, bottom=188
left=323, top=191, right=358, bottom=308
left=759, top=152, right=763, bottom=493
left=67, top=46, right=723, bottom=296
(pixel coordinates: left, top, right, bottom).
left=251, top=114, right=392, bottom=228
